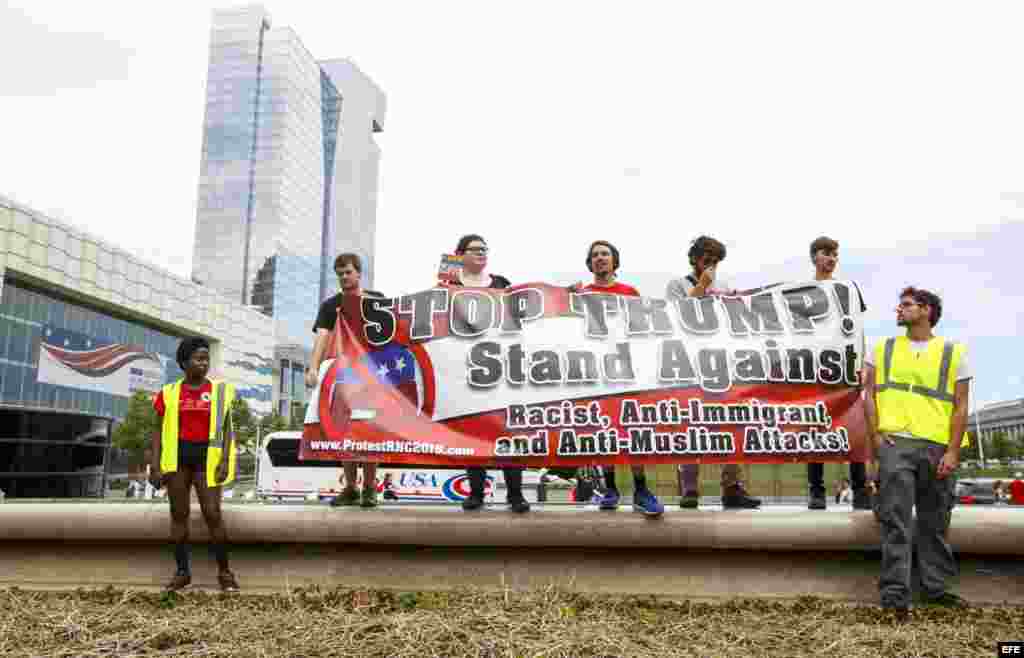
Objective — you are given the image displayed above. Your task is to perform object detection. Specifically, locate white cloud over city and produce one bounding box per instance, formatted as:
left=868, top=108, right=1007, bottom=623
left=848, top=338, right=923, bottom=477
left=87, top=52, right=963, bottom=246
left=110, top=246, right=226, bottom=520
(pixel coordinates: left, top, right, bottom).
left=1, top=0, right=1022, bottom=407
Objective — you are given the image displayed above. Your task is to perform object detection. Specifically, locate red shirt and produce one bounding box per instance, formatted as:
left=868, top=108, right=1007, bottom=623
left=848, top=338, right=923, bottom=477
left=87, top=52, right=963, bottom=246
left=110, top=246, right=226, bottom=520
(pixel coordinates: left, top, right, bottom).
left=582, top=282, right=640, bottom=297
left=154, top=381, right=213, bottom=443
left=1010, top=479, right=1024, bottom=504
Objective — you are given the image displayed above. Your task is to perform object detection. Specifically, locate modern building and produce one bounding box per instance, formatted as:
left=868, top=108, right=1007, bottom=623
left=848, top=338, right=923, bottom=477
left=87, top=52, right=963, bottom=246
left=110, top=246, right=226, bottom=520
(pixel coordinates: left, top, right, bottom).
left=969, top=398, right=1024, bottom=446
left=0, top=194, right=276, bottom=498
left=191, top=5, right=386, bottom=351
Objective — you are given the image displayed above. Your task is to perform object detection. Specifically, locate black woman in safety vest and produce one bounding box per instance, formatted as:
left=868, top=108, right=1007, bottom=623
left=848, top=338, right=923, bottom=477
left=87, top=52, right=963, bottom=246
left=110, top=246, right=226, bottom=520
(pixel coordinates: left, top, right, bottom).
left=862, top=286, right=971, bottom=615
left=149, top=337, right=240, bottom=592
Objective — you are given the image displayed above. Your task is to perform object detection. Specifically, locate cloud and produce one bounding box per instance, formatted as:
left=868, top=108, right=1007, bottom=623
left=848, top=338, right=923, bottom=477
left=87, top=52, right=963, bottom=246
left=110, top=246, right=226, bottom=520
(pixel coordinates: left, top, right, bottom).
left=0, top=4, right=138, bottom=95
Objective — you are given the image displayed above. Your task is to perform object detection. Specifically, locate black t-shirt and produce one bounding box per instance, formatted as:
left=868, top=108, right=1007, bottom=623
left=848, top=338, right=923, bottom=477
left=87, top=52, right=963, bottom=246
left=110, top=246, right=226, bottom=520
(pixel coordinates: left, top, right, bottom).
left=452, top=274, right=511, bottom=290
left=313, top=290, right=385, bottom=333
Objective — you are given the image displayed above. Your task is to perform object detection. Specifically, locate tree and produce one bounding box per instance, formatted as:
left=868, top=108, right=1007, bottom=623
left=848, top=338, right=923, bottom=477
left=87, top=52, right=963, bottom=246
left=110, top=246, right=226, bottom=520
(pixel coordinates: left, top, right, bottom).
left=991, top=431, right=1012, bottom=461
left=230, top=397, right=258, bottom=452
left=112, top=391, right=159, bottom=465
left=260, top=412, right=289, bottom=435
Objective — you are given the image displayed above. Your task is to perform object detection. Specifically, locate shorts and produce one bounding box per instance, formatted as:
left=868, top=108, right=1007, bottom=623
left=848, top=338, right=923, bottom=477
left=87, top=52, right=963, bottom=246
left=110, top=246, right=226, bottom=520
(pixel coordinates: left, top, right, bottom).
left=178, top=440, right=209, bottom=469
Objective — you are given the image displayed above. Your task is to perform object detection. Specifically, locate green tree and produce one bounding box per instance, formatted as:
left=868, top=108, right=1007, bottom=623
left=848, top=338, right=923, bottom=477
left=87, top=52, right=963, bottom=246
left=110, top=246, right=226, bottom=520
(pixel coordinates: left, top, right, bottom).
left=112, top=391, right=159, bottom=464
left=991, top=431, right=1012, bottom=461
left=230, top=397, right=258, bottom=452
left=288, top=402, right=307, bottom=431
left=260, top=412, right=289, bottom=435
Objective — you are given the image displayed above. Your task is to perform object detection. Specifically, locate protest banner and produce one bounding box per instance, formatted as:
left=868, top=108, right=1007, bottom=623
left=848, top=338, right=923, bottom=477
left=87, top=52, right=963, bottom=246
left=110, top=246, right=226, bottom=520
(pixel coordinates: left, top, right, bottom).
left=301, top=280, right=870, bottom=467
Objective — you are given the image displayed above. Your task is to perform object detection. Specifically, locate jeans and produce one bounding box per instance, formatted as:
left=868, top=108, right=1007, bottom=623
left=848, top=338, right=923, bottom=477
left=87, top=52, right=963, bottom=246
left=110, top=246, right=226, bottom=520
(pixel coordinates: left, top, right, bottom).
left=877, top=436, right=957, bottom=605
left=466, top=467, right=523, bottom=499
left=679, top=463, right=741, bottom=493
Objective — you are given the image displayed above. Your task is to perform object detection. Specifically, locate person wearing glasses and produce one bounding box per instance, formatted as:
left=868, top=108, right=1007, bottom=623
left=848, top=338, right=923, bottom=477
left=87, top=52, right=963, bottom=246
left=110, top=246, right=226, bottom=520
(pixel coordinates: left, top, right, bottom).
left=569, top=240, right=665, bottom=516
left=665, top=236, right=762, bottom=510
left=306, top=252, right=386, bottom=508
left=805, top=236, right=871, bottom=511
left=863, top=286, right=971, bottom=613
left=445, top=234, right=528, bottom=513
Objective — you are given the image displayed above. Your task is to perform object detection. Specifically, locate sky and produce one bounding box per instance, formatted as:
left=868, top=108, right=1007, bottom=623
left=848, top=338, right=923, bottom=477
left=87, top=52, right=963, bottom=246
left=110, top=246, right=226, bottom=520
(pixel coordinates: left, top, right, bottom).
left=1, top=1, right=1022, bottom=408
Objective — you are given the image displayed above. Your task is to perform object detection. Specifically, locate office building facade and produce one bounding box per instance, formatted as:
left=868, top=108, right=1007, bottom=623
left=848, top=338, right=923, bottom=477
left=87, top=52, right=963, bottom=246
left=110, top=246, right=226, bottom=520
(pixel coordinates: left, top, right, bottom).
left=192, top=5, right=386, bottom=350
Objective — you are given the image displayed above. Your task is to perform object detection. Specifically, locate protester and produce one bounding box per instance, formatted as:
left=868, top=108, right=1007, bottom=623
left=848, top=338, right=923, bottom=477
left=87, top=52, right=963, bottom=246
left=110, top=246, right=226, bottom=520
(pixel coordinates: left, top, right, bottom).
left=804, top=237, right=870, bottom=511
left=571, top=240, right=664, bottom=516
left=665, top=236, right=761, bottom=510
left=446, top=234, right=529, bottom=513
left=307, top=253, right=386, bottom=508
left=150, top=337, right=240, bottom=592
left=1010, top=472, right=1024, bottom=505
left=835, top=478, right=852, bottom=504
left=863, top=287, right=971, bottom=613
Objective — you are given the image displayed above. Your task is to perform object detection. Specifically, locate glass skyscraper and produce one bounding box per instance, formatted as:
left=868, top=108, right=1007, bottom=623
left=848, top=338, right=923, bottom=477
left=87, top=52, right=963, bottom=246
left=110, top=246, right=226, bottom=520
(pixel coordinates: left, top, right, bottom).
left=192, top=5, right=386, bottom=347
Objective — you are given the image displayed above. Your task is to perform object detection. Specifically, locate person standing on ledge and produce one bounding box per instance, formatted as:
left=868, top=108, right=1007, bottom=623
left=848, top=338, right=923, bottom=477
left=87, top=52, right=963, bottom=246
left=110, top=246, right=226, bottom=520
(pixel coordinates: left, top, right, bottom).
left=571, top=240, right=665, bottom=517
left=150, top=337, right=240, bottom=592
left=444, top=234, right=529, bottom=513
left=863, top=286, right=971, bottom=614
left=306, top=253, right=385, bottom=508
left=804, top=236, right=870, bottom=511
left=665, top=235, right=761, bottom=510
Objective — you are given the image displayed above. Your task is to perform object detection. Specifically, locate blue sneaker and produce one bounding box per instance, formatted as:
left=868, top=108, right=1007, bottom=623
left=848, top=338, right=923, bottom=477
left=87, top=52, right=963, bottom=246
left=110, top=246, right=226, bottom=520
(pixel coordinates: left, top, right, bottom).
left=598, top=489, right=621, bottom=510
left=633, top=488, right=664, bottom=517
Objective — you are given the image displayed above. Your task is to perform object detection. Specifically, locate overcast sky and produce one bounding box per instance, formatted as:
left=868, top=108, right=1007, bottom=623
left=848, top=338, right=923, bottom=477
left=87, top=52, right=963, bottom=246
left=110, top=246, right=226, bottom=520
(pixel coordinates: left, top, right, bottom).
left=2, top=1, right=1022, bottom=408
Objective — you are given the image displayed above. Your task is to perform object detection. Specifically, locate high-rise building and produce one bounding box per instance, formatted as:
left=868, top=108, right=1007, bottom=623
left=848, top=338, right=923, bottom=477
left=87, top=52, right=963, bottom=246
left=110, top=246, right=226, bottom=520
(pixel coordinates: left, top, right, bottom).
left=192, top=5, right=385, bottom=348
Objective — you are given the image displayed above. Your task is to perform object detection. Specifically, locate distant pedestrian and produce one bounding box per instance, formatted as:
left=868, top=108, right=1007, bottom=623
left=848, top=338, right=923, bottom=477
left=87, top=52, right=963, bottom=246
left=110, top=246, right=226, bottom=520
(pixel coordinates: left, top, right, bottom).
left=1010, top=473, right=1024, bottom=505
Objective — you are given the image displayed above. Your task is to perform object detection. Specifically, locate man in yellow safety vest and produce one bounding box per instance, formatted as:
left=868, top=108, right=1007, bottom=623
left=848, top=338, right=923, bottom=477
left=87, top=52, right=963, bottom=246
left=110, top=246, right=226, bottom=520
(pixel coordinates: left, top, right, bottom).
left=863, top=286, right=971, bottom=615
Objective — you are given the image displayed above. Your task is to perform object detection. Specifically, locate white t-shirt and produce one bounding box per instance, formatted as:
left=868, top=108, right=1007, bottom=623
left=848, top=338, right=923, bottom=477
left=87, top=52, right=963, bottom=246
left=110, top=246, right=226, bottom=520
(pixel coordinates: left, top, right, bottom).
left=864, top=337, right=971, bottom=382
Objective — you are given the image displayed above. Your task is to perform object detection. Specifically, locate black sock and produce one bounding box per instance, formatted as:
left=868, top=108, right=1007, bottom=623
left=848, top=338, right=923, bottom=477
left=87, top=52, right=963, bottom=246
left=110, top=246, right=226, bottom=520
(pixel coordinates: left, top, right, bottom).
left=210, top=543, right=229, bottom=572
left=174, top=543, right=190, bottom=574
left=633, top=472, right=647, bottom=491
left=604, top=467, right=618, bottom=492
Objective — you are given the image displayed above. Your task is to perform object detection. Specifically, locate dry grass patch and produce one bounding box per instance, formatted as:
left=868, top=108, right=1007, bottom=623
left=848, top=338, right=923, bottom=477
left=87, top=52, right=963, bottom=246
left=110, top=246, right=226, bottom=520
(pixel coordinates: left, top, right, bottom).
left=0, top=586, right=1019, bottom=657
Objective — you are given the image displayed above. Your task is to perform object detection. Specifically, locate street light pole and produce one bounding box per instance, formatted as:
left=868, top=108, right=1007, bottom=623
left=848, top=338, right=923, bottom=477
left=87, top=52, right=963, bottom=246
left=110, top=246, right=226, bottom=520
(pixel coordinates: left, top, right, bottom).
left=973, top=396, right=986, bottom=469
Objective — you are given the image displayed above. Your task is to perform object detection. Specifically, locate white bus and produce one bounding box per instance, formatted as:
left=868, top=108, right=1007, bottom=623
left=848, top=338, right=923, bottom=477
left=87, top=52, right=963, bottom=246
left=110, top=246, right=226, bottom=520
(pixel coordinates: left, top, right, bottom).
left=256, top=432, right=540, bottom=503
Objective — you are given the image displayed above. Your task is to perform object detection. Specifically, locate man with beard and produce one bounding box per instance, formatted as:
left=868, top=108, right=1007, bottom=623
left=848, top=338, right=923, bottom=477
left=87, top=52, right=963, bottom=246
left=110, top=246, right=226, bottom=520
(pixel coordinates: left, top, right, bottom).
left=863, top=286, right=971, bottom=614
left=805, top=236, right=871, bottom=511
left=665, top=236, right=761, bottom=510
left=306, top=253, right=386, bottom=508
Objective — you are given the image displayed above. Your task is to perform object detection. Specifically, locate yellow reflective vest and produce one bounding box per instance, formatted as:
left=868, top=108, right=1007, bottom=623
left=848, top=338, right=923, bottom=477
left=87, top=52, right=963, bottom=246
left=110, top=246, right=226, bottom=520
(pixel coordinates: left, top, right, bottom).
left=159, top=379, right=237, bottom=486
left=874, top=336, right=968, bottom=447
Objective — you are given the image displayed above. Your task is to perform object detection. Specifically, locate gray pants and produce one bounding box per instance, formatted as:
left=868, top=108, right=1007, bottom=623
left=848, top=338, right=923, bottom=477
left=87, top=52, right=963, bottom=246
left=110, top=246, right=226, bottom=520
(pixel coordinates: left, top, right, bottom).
left=679, top=464, right=741, bottom=493
left=877, top=436, right=957, bottom=605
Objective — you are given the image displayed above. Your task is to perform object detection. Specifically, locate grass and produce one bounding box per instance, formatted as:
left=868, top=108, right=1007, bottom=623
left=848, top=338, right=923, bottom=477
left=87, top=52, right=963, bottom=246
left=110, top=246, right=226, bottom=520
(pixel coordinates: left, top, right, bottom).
left=0, top=586, right=1019, bottom=657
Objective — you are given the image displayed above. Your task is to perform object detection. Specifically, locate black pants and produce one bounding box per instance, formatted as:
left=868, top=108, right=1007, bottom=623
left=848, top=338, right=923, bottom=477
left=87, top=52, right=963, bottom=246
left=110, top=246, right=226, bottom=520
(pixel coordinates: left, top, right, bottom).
left=466, top=467, right=523, bottom=498
left=808, top=462, right=866, bottom=496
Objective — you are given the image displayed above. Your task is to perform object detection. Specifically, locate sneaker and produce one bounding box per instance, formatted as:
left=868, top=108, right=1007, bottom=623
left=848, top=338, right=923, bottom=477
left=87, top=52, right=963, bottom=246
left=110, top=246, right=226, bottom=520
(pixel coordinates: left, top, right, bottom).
left=330, top=487, right=360, bottom=507
left=679, top=491, right=699, bottom=509
left=506, top=494, right=531, bottom=514
left=852, top=488, right=872, bottom=510
left=632, top=488, right=665, bottom=517
left=597, top=489, right=621, bottom=510
left=808, top=492, right=827, bottom=510
left=722, top=485, right=761, bottom=509
left=165, top=570, right=191, bottom=592
left=360, top=487, right=378, bottom=508
left=461, top=492, right=485, bottom=511
left=923, top=592, right=968, bottom=608
left=218, top=570, right=240, bottom=593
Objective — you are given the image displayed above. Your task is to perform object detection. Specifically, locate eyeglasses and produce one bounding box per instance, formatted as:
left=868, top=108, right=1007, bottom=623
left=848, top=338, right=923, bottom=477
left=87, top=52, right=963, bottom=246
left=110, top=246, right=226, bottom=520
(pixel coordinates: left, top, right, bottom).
left=464, top=247, right=489, bottom=255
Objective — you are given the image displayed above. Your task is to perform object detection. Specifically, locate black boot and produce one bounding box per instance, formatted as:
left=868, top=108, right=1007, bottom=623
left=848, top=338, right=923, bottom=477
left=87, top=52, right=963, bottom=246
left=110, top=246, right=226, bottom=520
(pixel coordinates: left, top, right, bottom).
left=462, top=468, right=486, bottom=511
left=503, top=468, right=530, bottom=513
